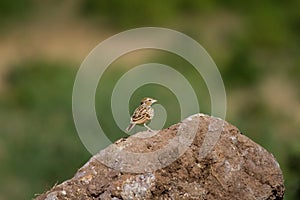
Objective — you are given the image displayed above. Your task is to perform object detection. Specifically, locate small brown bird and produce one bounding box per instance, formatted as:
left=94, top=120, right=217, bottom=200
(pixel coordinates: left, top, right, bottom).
left=125, top=97, right=157, bottom=132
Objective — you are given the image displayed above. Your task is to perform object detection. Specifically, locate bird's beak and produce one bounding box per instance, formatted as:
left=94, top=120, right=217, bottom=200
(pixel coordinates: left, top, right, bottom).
left=153, top=99, right=158, bottom=103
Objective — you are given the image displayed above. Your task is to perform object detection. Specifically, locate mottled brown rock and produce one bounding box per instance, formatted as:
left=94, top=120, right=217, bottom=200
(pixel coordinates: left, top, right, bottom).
left=35, top=114, right=284, bottom=200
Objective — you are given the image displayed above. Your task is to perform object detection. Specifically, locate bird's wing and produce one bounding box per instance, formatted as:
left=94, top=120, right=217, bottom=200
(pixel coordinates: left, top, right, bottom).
left=131, top=105, right=150, bottom=123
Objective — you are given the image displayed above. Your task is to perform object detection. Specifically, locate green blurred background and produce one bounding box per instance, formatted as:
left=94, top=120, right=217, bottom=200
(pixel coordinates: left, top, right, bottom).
left=0, top=0, right=299, bottom=199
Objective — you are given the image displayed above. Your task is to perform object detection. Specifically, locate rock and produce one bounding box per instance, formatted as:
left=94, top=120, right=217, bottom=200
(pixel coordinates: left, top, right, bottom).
left=35, top=113, right=284, bottom=200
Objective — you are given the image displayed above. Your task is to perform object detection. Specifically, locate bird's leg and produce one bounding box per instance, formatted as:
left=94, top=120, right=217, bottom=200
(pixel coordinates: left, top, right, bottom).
left=144, top=123, right=153, bottom=132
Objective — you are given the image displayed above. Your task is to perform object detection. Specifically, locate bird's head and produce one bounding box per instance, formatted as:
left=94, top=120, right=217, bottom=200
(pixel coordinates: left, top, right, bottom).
left=141, top=97, right=157, bottom=106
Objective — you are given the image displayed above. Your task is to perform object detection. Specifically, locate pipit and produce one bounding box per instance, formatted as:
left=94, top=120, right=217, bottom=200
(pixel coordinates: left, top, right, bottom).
left=125, top=97, right=157, bottom=132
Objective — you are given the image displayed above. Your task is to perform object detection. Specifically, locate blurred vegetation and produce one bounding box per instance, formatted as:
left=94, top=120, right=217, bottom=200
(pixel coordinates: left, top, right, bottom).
left=0, top=0, right=300, bottom=199
left=0, top=0, right=33, bottom=26
left=0, top=61, right=90, bottom=199
left=80, top=0, right=211, bottom=28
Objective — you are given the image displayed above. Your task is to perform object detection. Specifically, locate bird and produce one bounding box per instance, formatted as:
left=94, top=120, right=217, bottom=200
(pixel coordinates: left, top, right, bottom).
left=125, top=97, right=157, bottom=132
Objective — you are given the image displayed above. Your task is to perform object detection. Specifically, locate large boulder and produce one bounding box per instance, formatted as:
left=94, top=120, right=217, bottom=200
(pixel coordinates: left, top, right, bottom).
left=35, top=114, right=284, bottom=200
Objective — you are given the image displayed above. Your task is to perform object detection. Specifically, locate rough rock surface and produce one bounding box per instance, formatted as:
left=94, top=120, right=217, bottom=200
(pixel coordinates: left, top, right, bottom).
left=35, top=114, right=284, bottom=200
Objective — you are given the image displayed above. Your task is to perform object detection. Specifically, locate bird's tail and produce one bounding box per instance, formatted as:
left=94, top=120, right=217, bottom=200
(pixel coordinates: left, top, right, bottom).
left=125, top=123, right=135, bottom=132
